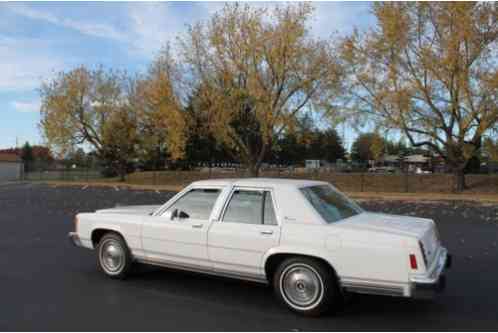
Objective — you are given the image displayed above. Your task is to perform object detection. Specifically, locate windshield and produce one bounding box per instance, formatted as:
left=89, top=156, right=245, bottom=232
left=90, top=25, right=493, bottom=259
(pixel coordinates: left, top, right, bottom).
left=300, top=185, right=363, bottom=224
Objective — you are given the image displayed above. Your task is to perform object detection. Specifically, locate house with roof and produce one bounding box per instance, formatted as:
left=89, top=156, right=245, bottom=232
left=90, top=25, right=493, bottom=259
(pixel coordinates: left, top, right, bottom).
left=0, top=153, right=23, bottom=181
left=377, top=154, right=434, bottom=173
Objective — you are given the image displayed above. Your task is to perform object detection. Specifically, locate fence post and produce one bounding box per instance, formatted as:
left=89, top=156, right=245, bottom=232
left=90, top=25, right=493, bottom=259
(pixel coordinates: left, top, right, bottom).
left=360, top=173, right=364, bottom=192
left=404, top=172, right=409, bottom=193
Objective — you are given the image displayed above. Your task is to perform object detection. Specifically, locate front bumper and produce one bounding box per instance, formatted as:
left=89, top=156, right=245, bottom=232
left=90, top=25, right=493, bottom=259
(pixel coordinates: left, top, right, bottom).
left=68, top=232, right=83, bottom=247
left=410, top=247, right=452, bottom=299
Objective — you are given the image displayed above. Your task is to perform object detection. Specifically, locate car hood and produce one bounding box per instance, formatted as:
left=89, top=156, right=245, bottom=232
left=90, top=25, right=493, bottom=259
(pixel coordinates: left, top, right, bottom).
left=95, top=205, right=161, bottom=215
left=337, top=212, right=433, bottom=238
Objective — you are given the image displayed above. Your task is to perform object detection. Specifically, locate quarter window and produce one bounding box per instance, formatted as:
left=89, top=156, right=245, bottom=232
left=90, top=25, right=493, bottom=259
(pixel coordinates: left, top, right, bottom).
left=165, top=188, right=221, bottom=220
left=223, top=190, right=278, bottom=225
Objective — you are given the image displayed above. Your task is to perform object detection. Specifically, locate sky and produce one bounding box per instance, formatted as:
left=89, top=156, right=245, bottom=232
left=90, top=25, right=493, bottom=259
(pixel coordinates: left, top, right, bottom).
left=0, top=1, right=376, bottom=150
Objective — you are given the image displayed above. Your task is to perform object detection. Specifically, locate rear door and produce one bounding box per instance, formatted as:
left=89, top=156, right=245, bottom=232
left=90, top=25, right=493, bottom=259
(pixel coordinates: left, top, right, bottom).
left=207, top=187, right=280, bottom=278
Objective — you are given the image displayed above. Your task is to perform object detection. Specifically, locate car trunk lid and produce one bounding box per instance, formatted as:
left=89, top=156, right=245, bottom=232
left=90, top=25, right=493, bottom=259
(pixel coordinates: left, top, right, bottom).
left=337, top=212, right=440, bottom=266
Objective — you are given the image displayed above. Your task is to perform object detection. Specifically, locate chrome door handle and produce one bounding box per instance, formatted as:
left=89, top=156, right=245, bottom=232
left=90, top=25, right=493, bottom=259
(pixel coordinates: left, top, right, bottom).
left=192, top=223, right=203, bottom=229
left=260, top=230, right=274, bottom=235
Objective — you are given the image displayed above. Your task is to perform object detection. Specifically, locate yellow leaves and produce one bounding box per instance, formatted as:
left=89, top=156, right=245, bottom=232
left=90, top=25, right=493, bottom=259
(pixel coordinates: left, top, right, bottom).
left=346, top=1, right=498, bottom=166
left=483, top=138, right=498, bottom=162
left=180, top=2, right=341, bottom=162
left=370, top=133, right=385, bottom=161
left=340, top=36, right=357, bottom=64
left=373, top=2, right=410, bottom=50
left=131, top=49, right=186, bottom=161
left=40, top=59, right=187, bottom=162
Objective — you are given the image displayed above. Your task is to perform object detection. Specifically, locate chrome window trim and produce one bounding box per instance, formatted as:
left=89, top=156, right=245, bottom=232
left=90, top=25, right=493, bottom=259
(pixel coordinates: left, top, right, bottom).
left=218, top=186, right=281, bottom=226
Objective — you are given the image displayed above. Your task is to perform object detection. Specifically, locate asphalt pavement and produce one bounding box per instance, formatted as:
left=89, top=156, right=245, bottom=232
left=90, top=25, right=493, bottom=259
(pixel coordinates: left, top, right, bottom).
left=0, top=182, right=497, bottom=331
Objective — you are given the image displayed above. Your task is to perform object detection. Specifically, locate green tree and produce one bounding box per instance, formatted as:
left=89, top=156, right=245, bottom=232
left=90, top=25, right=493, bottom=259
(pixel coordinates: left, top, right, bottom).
left=307, top=128, right=346, bottom=163
left=385, top=139, right=411, bottom=156
left=66, top=148, right=87, bottom=168
left=350, top=133, right=385, bottom=164
left=20, top=142, right=34, bottom=172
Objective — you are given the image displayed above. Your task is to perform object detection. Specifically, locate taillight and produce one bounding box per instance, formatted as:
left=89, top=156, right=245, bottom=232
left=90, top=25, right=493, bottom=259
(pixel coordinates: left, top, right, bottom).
left=409, top=254, right=418, bottom=269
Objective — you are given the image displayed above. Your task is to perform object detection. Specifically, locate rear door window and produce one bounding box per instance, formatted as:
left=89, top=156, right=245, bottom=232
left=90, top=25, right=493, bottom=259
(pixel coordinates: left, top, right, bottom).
left=222, top=189, right=278, bottom=225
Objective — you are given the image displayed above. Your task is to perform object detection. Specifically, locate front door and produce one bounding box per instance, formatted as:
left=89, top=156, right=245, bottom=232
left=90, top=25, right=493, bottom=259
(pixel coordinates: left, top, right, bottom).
left=142, top=188, right=222, bottom=268
left=208, top=188, right=280, bottom=278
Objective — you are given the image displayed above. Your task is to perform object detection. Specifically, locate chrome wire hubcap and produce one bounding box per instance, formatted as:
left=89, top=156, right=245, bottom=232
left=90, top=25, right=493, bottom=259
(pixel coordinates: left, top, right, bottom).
left=281, top=264, right=323, bottom=309
left=100, top=240, right=124, bottom=273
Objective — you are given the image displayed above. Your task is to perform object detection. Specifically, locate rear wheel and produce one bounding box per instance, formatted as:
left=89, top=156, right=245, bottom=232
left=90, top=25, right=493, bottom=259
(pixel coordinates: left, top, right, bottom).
left=96, top=232, right=132, bottom=279
left=273, top=257, right=343, bottom=316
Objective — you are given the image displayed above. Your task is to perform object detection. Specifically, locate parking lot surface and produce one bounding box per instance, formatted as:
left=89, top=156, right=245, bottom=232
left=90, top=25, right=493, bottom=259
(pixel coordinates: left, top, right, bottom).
left=1, top=182, right=497, bottom=331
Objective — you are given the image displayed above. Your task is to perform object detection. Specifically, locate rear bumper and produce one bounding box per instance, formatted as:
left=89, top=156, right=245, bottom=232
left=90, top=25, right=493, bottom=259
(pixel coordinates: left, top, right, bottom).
left=410, top=248, right=452, bottom=299
left=68, top=232, right=83, bottom=247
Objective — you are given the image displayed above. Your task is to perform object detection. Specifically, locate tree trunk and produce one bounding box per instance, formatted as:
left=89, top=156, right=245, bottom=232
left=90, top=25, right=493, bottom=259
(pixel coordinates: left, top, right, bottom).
left=242, top=142, right=268, bottom=178
left=245, top=162, right=260, bottom=177
left=453, top=168, right=466, bottom=192
left=117, top=161, right=127, bottom=182
left=119, top=169, right=126, bottom=182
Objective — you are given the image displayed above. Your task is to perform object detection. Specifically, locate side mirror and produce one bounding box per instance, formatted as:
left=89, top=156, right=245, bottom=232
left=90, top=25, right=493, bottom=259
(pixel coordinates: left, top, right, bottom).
left=162, top=209, right=176, bottom=220
left=178, top=210, right=190, bottom=219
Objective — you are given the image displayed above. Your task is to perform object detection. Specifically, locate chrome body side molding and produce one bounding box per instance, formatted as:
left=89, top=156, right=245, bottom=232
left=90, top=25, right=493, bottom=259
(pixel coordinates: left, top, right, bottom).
left=134, top=256, right=269, bottom=284
left=341, top=280, right=406, bottom=297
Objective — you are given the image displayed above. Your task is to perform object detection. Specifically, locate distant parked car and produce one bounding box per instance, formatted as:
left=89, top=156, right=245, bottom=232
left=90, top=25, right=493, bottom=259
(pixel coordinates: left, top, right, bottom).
left=415, top=167, right=432, bottom=174
left=69, top=178, right=451, bottom=316
left=368, top=166, right=396, bottom=173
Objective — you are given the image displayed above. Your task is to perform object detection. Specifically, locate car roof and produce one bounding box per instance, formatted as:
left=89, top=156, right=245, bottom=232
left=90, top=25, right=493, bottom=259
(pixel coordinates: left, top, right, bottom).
left=190, top=177, right=328, bottom=189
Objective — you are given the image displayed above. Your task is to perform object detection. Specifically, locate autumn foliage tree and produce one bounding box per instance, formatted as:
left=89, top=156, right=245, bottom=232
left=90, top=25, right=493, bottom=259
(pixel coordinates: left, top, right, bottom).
left=40, top=67, right=122, bottom=155
left=39, top=61, right=184, bottom=179
left=483, top=136, right=498, bottom=162
left=39, top=66, right=135, bottom=178
left=351, top=132, right=385, bottom=164
left=179, top=3, right=343, bottom=176
left=342, top=2, right=498, bottom=191
left=130, top=48, right=186, bottom=168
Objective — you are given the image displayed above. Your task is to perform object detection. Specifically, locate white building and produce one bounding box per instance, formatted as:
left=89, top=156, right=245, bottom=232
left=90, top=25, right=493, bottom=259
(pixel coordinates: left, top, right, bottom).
left=0, top=154, right=23, bottom=181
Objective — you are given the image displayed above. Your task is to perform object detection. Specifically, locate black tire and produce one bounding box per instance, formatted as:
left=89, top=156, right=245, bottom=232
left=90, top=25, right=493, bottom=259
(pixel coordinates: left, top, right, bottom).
left=96, top=232, right=133, bottom=279
left=273, top=256, right=343, bottom=317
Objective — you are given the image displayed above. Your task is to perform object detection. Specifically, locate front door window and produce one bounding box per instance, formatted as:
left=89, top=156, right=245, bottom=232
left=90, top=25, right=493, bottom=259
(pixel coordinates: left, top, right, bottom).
left=165, top=188, right=221, bottom=220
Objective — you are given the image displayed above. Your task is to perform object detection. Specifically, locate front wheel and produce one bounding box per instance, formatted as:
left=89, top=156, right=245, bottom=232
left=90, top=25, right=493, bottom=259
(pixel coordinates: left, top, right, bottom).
left=96, top=232, right=133, bottom=279
left=273, top=257, right=343, bottom=316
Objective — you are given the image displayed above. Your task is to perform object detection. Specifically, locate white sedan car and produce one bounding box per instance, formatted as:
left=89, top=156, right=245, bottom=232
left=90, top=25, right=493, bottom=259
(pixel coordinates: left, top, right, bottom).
left=69, top=178, right=451, bottom=316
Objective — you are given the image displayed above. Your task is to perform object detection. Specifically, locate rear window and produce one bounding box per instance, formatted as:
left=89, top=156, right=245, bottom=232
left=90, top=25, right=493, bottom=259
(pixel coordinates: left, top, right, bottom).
left=300, top=185, right=363, bottom=223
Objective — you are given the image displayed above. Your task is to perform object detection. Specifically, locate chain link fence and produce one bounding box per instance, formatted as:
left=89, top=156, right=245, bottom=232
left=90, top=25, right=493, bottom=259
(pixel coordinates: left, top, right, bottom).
left=124, top=168, right=498, bottom=194
left=24, top=168, right=106, bottom=182
left=21, top=165, right=498, bottom=194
